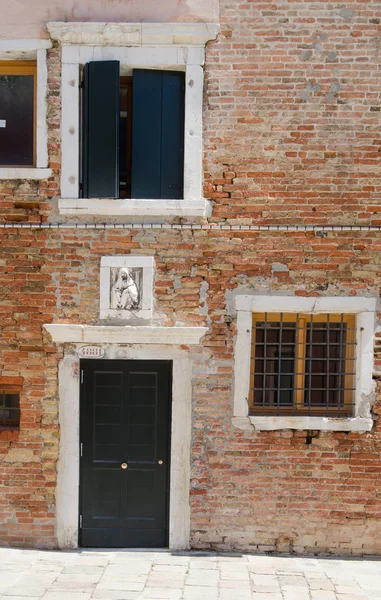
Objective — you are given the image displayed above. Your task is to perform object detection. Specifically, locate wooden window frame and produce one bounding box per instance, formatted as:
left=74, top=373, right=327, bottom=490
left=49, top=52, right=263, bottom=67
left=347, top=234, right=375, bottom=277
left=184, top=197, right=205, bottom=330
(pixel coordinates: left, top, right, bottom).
left=0, top=60, right=37, bottom=168
left=249, top=313, right=356, bottom=417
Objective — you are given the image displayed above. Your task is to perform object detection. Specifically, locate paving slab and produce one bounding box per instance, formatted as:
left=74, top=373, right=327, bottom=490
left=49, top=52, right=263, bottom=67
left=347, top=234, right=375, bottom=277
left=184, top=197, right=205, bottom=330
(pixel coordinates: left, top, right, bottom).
left=2, top=587, right=47, bottom=598
left=141, top=590, right=182, bottom=600
left=1, top=597, right=42, bottom=600
left=96, top=581, right=145, bottom=592
left=0, top=549, right=380, bottom=600
left=41, top=593, right=92, bottom=600
left=219, top=591, right=251, bottom=600
left=183, top=586, right=218, bottom=600
left=92, top=591, right=140, bottom=600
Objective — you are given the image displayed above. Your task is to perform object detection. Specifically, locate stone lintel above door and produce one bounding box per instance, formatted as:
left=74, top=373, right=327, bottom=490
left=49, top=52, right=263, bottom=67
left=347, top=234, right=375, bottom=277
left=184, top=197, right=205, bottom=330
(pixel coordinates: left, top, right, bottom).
left=44, top=324, right=208, bottom=345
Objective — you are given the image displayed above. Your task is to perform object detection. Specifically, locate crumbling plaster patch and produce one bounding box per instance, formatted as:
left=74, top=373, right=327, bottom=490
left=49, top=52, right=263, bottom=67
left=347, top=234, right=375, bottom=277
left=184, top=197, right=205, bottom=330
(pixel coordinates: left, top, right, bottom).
left=339, top=7, right=355, bottom=20
left=199, top=279, right=209, bottom=316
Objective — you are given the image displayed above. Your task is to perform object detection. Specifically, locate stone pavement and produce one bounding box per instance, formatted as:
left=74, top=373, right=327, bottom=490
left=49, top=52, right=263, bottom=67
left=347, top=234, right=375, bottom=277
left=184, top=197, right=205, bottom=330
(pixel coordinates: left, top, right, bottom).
left=0, top=548, right=380, bottom=600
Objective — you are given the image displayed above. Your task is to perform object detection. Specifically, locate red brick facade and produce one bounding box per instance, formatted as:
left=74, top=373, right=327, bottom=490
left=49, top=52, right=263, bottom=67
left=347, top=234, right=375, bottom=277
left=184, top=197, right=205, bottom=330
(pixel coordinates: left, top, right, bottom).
left=205, top=0, right=381, bottom=226
left=1, top=1, right=381, bottom=553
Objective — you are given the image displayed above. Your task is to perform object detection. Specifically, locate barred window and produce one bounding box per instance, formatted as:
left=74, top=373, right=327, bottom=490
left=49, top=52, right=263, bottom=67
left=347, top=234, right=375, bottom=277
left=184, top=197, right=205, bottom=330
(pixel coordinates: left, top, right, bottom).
left=0, top=393, right=20, bottom=428
left=249, top=313, right=356, bottom=417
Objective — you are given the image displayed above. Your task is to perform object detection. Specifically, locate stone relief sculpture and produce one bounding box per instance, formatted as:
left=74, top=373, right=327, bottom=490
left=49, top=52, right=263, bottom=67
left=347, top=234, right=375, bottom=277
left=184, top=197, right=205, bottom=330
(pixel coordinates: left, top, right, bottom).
left=110, top=267, right=141, bottom=311
left=100, top=256, right=153, bottom=321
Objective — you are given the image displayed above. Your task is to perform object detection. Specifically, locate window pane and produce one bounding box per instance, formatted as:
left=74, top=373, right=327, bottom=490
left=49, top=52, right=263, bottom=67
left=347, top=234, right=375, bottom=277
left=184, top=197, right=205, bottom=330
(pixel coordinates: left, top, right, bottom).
left=252, top=320, right=295, bottom=408
left=250, top=313, right=356, bottom=416
left=0, top=74, right=34, bottom=166
left=119, top=82, right=132, bottom=198
left=304, top=321, right=348, bottom=408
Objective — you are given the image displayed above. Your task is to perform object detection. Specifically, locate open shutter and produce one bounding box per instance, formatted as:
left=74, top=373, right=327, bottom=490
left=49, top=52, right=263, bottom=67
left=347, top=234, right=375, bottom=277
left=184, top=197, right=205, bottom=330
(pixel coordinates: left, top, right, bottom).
left=82, top=61, right=120, bottom=198
left=131, top=70, right=185, bottom=200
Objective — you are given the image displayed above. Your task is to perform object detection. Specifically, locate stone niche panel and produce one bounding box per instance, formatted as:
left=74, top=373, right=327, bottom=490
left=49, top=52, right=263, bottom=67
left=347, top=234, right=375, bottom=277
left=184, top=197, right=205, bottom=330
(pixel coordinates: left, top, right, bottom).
left=100, top=256, right=154, bottom=321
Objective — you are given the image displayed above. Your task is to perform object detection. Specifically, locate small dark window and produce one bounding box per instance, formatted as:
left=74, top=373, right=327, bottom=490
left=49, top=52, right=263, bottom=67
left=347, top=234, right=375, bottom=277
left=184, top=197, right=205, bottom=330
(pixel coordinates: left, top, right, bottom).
left=0, top=393, right=20, bottom=428
left=0, top=61, right=36, bottom=167
left=250, top=313, right=356, bottom=417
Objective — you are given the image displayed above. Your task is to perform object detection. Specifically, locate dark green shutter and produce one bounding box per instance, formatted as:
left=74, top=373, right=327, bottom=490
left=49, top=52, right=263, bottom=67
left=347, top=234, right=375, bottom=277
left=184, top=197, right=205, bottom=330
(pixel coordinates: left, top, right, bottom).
left=82, top=61, right=120, bottom=198
left=131, top=70, right=185, bottom=200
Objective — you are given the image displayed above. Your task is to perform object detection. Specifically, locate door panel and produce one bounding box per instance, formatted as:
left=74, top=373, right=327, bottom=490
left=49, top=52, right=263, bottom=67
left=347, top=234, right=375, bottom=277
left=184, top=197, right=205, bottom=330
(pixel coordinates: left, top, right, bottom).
left=80, top=360, right=172, bottom=548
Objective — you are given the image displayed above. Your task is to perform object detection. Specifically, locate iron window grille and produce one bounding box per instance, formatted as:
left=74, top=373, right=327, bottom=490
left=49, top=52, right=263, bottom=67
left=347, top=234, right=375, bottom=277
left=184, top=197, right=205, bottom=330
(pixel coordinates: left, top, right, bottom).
left=249, top=313, right=356, bottom=417
left=0, top=392, right=20, bottom=428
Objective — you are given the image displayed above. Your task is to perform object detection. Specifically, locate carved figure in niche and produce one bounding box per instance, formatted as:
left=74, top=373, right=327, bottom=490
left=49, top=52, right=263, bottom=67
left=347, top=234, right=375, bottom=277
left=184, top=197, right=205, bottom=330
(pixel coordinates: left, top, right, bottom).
left=110, top=267, right=139, bottom=310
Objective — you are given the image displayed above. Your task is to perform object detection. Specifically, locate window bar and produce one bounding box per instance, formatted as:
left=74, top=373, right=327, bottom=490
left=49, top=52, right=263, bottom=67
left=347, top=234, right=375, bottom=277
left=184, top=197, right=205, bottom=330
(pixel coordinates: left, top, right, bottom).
left=277, top=312, right=283, bottom=416
left=326, top=313, right=330, bottom=417
left=338, top=313, right=344, bottom=418
left=308, top=313, right=313, bottom=417
left=292, top=315, right=296, bottom=416
left=295, top=315, right=306, bottom=414
left=263, top=313, right=267, bottom=415
left=293, top=314, right=298, bottom=416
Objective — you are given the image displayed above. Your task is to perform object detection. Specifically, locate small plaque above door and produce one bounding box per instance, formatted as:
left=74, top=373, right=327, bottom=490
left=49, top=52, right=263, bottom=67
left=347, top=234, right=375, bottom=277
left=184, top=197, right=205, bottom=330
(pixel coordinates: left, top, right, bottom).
left=77, top=346, right=105, bottom=358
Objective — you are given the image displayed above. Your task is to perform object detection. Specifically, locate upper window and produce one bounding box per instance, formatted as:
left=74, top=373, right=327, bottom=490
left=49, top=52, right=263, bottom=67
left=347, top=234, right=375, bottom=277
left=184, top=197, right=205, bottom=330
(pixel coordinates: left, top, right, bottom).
left=81, top=61, right=185, bottom=200
left=250, top=313, right=356, bottom=418
left=51, top=22, right=220, bottom=216
left=0, top=61, right=36, bottom=167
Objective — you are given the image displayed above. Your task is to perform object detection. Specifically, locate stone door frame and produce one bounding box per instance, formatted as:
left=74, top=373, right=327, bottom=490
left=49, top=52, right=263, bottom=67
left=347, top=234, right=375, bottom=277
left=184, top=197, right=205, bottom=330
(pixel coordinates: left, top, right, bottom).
left=55, top=344, right=193, bottom=550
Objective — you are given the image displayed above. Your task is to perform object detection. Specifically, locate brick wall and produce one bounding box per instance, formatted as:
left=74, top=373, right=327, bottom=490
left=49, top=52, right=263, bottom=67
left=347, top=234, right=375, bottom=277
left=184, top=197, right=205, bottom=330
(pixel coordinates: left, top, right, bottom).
left=0, top=2, right=381, bottom=553
left=0, top=44, right=62, bottom=548
left=204, top=0, right=381, bottom=225
left=1, top=224, right=381, bottom=552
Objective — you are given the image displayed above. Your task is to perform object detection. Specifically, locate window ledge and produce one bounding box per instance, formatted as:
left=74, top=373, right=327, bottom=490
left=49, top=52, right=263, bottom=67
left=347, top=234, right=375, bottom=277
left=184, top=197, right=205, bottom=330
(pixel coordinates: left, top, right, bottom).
left=58, top=198, right=211, bottom=218
left=0, top=168, right=52, bottom=180
left=233, top=415, right=373, bottom=433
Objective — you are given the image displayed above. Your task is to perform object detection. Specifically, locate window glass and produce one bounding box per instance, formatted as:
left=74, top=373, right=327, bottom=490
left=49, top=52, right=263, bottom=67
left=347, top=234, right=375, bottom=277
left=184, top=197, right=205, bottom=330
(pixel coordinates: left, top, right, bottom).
left=305, top=322, right=350, bottom=407
left=253, top=321, right=296, bottom=408
left=0, top=393, right=20, bottom=428
left=0, top=64, right=35, bottom=166
left=119, top=79, right=132, bottom=198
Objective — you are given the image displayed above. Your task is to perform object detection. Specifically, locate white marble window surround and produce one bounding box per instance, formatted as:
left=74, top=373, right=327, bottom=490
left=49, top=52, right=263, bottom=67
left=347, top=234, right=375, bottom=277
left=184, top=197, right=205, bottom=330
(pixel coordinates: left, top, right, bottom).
left=233, top=295, right=377, bottom=433
left=47, top=22, right=220, bottom=218
left=0, top=39, right=52, bottom=180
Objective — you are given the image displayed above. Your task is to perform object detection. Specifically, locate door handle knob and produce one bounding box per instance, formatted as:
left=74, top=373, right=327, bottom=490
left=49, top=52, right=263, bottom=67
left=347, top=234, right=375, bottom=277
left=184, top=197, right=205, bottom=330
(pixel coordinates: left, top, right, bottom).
left=158, top=460, right=163, bottom=465
left=121, top=463, right=128, bottom=469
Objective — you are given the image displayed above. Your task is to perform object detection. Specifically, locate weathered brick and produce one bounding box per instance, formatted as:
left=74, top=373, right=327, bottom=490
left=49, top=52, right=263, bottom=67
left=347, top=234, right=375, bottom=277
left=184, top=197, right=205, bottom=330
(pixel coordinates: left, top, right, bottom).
left=0, top=3, right=380, bottom=556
